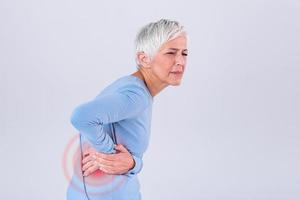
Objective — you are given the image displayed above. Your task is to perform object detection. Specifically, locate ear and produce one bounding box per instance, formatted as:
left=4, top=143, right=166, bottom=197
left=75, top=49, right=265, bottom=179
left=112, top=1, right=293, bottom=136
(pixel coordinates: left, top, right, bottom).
left=137, top=52, right=151, bottom=68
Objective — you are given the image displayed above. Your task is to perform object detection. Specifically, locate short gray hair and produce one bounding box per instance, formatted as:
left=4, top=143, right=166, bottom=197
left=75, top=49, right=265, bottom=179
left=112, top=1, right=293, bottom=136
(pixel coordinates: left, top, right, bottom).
left=134, top=19, right=187, bottom=68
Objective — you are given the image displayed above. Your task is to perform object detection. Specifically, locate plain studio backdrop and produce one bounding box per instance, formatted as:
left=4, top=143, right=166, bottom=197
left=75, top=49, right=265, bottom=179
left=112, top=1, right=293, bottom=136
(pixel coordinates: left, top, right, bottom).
left=0, top=0, right=299, bottom=199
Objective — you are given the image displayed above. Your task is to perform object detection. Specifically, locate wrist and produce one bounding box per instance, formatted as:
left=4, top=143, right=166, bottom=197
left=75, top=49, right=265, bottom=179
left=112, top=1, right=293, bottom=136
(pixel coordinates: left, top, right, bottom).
left=129, top=156, right=135, bottom=170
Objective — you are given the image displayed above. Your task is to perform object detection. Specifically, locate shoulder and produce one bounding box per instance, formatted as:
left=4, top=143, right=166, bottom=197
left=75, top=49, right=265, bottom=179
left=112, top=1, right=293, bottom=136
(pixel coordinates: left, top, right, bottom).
left=97, top=75, right=152, bottom=106
left=117, top=76, right=152, bottom=106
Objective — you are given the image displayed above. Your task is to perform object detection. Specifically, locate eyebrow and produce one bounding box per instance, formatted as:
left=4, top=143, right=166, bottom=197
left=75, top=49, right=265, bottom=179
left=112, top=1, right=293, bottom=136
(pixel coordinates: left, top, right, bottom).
left=167, top=48, right=188, bottom=51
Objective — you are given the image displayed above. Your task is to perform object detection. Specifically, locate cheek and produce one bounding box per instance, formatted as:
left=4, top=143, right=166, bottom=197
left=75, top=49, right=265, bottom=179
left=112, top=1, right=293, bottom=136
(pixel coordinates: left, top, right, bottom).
left=150, top=55, right=176, bottom=81
left=154, top=57, right=174, bottom=72
left=152, top=65, right=166, bottom=78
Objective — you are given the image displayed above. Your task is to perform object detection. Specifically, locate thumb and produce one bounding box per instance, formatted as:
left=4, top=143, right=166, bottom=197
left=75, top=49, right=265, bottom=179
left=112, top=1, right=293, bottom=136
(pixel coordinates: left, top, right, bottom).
left=114, top=144, right=128, bottom=152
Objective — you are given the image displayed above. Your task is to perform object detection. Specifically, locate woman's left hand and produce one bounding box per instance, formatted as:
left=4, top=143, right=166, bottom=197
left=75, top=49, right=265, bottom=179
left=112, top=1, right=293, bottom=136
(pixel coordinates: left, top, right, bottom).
left=82, top=144, right=135, bottom=176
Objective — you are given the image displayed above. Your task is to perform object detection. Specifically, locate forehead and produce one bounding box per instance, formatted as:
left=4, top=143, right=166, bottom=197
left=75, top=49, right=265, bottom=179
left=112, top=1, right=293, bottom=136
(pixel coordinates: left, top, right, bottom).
left=160, top=36, right=187, bottom=51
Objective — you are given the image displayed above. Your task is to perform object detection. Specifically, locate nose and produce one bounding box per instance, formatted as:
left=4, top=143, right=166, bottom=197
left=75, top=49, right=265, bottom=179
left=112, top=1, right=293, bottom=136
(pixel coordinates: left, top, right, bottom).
left=175, top=54, right=186, bottom=67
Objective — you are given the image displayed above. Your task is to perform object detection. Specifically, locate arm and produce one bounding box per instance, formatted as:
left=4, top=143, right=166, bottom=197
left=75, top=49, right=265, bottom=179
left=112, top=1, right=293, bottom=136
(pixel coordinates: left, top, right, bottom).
left=70, top=85, right=150, bottom=153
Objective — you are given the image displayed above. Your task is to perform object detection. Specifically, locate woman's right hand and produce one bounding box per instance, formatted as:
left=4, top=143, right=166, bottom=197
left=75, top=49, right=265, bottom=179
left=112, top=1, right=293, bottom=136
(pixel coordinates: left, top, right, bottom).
left=82, top=144, right=135, bottom=176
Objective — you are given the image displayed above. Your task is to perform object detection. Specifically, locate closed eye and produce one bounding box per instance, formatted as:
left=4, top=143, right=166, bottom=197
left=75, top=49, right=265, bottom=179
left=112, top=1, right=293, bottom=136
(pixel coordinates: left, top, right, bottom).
left=166, top=52, right=188, bottom=56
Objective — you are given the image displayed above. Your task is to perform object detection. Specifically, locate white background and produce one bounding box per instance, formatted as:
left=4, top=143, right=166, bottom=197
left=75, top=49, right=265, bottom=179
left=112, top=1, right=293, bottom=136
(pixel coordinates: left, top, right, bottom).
left=0, top=0, right=299, bottom=199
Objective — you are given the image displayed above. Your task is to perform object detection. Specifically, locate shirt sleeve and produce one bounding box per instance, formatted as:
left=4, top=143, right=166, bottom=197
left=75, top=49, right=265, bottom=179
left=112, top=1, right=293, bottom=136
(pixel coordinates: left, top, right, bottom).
left=70, top=84, right=150, bottom=153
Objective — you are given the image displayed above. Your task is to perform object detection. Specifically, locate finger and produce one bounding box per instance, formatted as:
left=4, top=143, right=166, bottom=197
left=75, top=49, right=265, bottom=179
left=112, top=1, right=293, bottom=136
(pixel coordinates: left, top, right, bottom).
left=82, top=154, right=95, bottom=164
left=83, top=148, right=95, bottom=157
left=82, top=160, right=94, bottom=171
left=100, top=165, right=127, bottom=175
left=97, top=153, right=116, bottom=161
left=114, top=144, right=129, bottom=152
left=82, top=153, right=98, bottom=164
left=83, top=151, right=90, bottom=157
left=99, top=165, right=117, bottom=174
left=96, top=157, right=116, bottom=167
left=83, top=165, right=99, bottom=176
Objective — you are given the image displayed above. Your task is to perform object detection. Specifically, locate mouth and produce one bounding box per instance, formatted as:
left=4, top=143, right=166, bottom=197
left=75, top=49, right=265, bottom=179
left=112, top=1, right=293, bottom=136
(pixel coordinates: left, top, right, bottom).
left=170, top=71, right=183, bottom=75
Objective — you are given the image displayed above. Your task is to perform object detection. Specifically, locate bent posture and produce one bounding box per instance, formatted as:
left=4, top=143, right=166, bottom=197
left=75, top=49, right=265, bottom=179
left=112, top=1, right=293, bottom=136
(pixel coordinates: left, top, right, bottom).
left=67, top=19, right=188, bottom=200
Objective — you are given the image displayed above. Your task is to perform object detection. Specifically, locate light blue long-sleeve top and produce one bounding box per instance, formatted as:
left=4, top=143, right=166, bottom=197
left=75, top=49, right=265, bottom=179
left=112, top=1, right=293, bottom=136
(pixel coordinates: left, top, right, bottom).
left=67, top=75, right=153, bottom=200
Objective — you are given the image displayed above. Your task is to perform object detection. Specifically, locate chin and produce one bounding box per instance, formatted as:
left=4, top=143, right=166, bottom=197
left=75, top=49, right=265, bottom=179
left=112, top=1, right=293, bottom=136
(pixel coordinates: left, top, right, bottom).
left=170, top=80, right=182, bottom=86
left=168, top=73, right=184, bottom=86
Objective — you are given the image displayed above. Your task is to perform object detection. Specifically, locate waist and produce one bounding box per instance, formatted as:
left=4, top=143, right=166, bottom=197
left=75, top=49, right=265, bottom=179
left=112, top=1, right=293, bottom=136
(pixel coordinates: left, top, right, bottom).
left=67, top=172, right=140, bottom=200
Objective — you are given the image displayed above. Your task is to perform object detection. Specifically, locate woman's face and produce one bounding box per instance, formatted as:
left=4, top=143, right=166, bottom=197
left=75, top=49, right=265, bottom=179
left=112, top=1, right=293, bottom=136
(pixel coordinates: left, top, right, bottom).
left=150, top=35, right=188, bottom=86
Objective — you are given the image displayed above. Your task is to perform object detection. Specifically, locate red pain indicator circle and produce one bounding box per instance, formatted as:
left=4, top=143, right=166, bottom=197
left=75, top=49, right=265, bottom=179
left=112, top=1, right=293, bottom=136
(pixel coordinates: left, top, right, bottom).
left=62, top=133, right=126, bottom=197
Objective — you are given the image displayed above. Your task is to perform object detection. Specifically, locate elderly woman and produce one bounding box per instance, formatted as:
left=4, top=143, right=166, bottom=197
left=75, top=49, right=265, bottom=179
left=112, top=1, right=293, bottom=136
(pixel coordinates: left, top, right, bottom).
left=67, top=19, right=188, bottom=200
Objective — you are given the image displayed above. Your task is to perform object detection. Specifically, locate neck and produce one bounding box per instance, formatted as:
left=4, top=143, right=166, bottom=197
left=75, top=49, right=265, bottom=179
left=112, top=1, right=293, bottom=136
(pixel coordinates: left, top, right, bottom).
left=132, top=67, right=169, bottom=97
